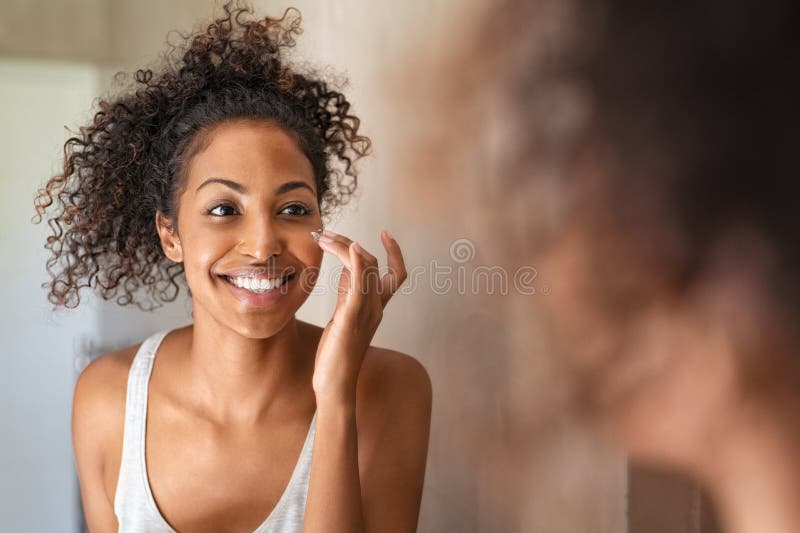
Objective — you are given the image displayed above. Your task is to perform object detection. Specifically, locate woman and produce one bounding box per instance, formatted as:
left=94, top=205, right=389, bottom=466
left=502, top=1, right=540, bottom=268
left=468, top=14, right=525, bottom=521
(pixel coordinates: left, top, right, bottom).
left=416, top=0, right=800, bottom=532
left=34, top=4, right=431, bottom=532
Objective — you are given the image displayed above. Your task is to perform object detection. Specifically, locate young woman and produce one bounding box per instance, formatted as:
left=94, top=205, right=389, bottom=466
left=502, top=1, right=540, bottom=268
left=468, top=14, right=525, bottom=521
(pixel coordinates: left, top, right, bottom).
left=34, top=4, right=431, bottom=533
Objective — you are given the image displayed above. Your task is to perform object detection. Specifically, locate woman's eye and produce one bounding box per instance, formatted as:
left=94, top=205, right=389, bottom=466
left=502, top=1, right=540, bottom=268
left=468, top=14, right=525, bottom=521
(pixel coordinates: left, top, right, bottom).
left=207, top=204, right=237, bottom=217
left=279, top=203, right=312, bottom=216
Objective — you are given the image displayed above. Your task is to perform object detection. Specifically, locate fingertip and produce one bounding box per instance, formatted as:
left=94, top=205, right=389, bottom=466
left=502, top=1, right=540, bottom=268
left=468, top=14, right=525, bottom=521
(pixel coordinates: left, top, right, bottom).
left=382, top=232, right=398, bottom=249
left=349, top=241, right=362, bottom=262
left=349, top=242, right=363, bottom=279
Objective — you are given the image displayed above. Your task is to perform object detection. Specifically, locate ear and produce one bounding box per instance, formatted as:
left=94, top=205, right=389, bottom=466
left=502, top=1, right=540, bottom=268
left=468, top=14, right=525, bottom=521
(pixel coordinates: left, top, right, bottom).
left=155, top=210, right=183, bottom=263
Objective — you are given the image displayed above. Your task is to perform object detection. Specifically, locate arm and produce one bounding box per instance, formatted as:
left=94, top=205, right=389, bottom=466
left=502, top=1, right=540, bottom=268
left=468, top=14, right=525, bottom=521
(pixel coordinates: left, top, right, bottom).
left=302, top=391, right=364, bottom=533
left=303, top=351, right=432, bottom=533
left=303, top=229, right=424, bottom=532
left=301, top=233, right=372, bottom=533
left=358, top=353, right=432, bottom=533
left=72, top=354, right=123, bottom=533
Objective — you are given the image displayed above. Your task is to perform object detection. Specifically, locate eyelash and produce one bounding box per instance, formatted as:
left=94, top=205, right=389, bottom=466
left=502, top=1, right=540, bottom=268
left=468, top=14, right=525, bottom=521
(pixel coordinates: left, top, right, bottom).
left=204, top=202, right=313, bottom=218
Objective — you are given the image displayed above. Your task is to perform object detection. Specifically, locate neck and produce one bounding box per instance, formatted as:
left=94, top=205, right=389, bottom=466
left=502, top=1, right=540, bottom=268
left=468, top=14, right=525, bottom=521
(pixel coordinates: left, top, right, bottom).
left=180, top=308, right=315, bottom=427
left=697, top=390, right=800, bottom=533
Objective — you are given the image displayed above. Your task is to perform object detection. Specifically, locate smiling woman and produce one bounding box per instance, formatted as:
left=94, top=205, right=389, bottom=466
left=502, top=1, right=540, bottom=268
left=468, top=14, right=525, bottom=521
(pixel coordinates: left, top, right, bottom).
left=32, top=2, right=431, bottom=533
left=156, top=120, right=326, bottom=337
left=32, top=6, right=368, bottom=312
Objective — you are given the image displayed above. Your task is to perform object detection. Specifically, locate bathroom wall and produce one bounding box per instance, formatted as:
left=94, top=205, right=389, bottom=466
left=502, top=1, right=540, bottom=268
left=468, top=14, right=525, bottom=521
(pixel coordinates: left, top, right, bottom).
left=0, top=58, right=104, bottom=533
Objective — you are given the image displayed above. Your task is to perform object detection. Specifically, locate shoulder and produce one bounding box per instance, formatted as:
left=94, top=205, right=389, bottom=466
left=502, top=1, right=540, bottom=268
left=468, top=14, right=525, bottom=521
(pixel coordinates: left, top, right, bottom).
left=360, top=345, right=432, bottom=404
left=72, top=343, right=138, bottom=469
left=356, top=345, right=432, bottom=528
left=357, top=345, right=432, bottom=436
left=296, top=318, right=432, bottom=415
left=74, top=344, right=137, bottom=409
left=71, top=343, right=140, bottom=528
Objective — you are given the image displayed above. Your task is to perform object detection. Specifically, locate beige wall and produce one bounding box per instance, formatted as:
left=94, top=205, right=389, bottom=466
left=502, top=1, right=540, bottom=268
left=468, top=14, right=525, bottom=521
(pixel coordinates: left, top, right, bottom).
left=0, top=1, right=720, bottom=531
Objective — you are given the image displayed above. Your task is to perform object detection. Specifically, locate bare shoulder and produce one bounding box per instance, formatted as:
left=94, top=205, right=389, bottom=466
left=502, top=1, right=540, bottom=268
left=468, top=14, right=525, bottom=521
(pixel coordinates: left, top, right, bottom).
left=72, top=343, right=138, bottom=468
left=72, top=342, right=140, bottom=529
left=75, top=344, right=137, bottom=410
left=356, top=345, right=432, bottom=530
left=358, top=345, right=432, bottom=418
left=362, top=345, right=431, bottom=392
left=295, top=318, right=432, bottom=411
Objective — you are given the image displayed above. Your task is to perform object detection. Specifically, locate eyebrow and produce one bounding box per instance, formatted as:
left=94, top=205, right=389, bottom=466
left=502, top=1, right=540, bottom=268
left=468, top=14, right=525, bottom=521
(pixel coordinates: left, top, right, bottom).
left=195, top=178, right=316, bottom=196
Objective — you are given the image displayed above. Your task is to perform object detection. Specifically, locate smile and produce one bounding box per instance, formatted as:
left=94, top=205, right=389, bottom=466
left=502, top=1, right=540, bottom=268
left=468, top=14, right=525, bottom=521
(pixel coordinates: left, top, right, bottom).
left=218, top=273, right=295, bottom=308
left=223, top=274, right=291, bottom=293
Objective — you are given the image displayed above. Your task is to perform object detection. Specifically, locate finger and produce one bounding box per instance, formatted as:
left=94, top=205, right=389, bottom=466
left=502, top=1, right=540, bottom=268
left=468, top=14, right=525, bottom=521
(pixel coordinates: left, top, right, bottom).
left=318, top=235, right=382, bottom=306
left=362, top=254, right=381, bottom=298
left=348, top=241, right=366, bottom=306
left=317, top=236, right=354, bottom=271
left=379, top=230, right=407, bottom=306
left=342, top=238, right=380, bottom=296
left=350, top=241, right=381, bottom=304
left=321, top=230, right=353, bottom=247
left=322, top=230, right=378, bottom=267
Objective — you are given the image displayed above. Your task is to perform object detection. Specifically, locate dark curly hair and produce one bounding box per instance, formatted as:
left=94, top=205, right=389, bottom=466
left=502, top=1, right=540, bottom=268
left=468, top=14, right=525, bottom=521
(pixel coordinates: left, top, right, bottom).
left=32, top=1, right=371, bottom=311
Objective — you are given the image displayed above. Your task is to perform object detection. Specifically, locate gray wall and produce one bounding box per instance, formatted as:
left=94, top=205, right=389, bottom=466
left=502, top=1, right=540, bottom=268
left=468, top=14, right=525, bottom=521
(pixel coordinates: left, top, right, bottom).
left=0, top=58, right=97, bottom=533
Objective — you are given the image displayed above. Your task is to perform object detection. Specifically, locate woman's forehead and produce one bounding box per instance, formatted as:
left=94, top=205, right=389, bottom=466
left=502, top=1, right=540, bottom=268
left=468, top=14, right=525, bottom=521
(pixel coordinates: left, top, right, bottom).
left=186, top=119, right=317, bottom=193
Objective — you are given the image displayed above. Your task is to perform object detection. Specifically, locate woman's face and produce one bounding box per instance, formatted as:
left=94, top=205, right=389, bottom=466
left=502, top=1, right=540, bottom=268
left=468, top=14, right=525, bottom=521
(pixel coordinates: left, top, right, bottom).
left=157, top=119, right=324, bottom=338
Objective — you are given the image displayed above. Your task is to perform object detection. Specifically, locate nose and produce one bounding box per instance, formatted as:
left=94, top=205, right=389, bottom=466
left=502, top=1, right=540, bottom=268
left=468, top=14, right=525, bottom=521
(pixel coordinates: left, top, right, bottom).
left=236, top=212, right=283, bottom=261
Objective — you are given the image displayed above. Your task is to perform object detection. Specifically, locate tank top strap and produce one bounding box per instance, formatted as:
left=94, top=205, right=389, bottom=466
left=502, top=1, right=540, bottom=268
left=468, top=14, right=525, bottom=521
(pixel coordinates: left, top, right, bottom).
left=114, top=328, right=175, bottom=531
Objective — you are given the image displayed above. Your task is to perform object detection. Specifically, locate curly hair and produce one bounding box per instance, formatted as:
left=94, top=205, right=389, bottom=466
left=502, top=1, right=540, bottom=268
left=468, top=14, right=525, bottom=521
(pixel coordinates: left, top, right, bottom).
left=32, top=1, right=371, bottom=311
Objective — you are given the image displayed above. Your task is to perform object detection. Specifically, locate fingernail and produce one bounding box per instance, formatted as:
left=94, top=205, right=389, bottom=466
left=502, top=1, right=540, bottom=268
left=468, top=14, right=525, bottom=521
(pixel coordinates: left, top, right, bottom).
left=322, top=229, right=336, bottom=238
left=383, top=229, right=394, bottom=240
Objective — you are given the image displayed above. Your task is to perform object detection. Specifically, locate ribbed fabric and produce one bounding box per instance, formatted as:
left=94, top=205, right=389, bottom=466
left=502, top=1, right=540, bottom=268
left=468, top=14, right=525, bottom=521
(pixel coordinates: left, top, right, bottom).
left=113, top=328, right=317, bottom=532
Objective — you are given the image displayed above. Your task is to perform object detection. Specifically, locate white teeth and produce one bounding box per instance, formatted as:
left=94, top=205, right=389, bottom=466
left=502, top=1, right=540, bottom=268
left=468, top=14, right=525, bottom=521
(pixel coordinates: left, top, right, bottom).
left=227, top=275, right=287, bottom=293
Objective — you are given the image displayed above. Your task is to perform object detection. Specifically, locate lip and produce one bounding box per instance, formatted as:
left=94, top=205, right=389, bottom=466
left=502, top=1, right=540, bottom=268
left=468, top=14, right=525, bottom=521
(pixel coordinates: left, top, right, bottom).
left=218, top=266, right=296, bottom=279
left=218, top=273, right=294, bottom=309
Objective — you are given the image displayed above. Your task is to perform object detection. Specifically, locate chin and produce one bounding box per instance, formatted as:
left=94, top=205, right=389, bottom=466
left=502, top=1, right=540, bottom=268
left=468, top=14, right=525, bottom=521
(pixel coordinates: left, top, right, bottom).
left=193, top=286, right=302, bottom=340
left=226, top=313, right=295, bottom=339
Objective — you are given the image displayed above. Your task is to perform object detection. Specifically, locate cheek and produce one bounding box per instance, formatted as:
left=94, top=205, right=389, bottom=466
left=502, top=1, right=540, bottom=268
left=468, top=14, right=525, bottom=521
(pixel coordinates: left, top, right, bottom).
left=287, top=223, right=323, bottom=265
left=295, top=240, right=323, bottom=271
left=180, top=229, right=227, bottom=280
left=288, top=237, right=323, bottom=294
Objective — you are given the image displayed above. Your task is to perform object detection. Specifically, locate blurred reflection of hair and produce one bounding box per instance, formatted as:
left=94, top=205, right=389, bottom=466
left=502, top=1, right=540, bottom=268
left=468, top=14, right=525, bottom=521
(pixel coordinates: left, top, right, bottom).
left=422, top=1, right=800, bottom=532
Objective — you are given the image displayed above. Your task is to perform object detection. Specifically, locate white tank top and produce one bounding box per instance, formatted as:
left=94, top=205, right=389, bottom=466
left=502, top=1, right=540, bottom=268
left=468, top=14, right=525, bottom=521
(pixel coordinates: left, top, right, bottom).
left=113, top=328, right=317, bottom=532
